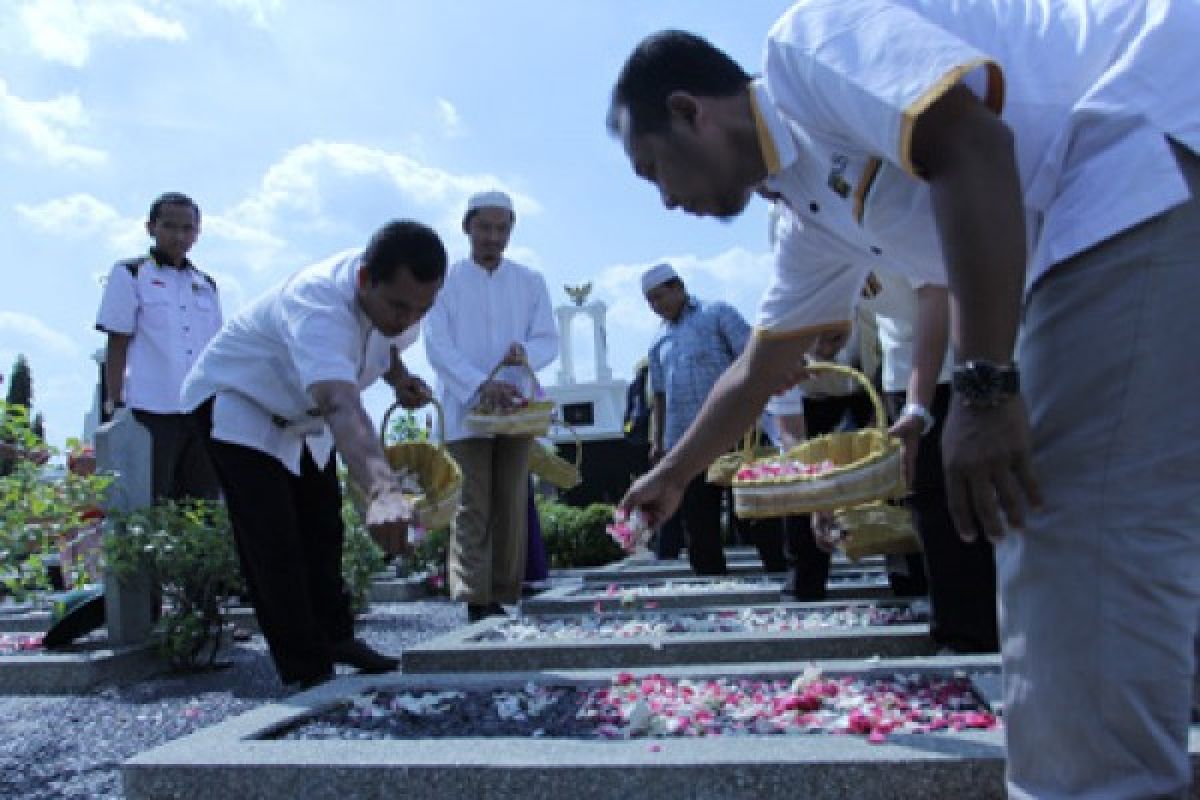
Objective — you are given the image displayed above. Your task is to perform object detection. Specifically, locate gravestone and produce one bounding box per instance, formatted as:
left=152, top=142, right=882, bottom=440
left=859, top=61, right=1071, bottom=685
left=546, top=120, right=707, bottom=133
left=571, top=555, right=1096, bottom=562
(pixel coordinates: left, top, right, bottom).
left=94, top=410, right=156, bottom=646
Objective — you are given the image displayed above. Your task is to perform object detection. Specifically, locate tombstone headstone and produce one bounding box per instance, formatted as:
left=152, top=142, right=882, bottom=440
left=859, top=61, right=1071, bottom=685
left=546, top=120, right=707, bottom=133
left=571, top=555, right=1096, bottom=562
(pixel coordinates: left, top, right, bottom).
left=95, top=410, right=156, bottom=646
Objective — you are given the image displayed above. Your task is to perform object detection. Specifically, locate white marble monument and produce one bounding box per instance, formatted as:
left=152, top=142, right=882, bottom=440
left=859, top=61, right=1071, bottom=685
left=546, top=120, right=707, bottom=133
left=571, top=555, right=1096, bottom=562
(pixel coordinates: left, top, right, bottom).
left=543, top=284, right=627, bottom=441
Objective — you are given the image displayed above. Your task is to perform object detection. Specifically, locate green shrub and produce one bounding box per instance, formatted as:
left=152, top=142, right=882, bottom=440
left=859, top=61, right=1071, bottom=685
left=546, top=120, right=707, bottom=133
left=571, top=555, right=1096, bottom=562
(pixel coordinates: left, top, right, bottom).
left=104, top=500, right=240, bottom=670
left=537, top=498, right=623, bottom=568
left=338, top=471, right=387, bottom=614
left=407, top=526, right=449, bottom=593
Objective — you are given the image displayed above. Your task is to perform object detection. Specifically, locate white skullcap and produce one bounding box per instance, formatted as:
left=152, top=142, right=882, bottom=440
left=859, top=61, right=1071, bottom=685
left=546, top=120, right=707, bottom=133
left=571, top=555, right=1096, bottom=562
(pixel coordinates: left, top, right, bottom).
left=466, top=190, right=513, bottom=213
left=641, top=262, right=678, bottom=294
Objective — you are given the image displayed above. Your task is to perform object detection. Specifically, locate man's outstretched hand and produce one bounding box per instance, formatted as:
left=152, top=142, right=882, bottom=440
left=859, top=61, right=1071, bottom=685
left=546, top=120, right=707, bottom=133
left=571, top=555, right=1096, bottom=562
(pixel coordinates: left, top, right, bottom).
left=619, top=464, right=687, bottom=529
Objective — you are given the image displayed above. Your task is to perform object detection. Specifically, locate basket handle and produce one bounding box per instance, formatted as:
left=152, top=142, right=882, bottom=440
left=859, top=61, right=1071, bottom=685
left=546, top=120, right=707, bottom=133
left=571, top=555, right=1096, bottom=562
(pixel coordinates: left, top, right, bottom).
left=482, top=358, right=544, bottom=400
left=737, top=424, right=763, bottom=463
left=381, top=397, right=446, bottom=449
left=801, top=362, right=888, bottom=432
left=549, top=415, right=584, bottom=469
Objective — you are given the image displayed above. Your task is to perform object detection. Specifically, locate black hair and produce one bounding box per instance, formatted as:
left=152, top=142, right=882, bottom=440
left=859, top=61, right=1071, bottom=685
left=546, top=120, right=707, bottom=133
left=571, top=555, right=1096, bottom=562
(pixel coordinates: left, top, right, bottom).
left=362, top=219, right=447, bottom=285
left=462, top=207, right=516, bottom=231
left=607, top=30, right=750, bottom=138
left=148, top=192, right=201, bottom=224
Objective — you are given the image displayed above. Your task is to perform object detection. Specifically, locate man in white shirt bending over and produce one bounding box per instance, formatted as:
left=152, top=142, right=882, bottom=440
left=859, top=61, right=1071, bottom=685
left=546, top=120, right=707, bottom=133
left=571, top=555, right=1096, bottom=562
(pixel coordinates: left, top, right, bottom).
left=424, top=190, right=558, bottom=623
left=181, top=219, right=445, bottom=689
left=609, top=4, right=1200, bottom=796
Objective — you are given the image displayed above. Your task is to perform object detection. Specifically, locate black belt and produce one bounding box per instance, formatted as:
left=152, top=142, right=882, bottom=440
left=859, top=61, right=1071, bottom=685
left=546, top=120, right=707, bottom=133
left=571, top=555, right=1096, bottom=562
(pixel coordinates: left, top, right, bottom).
left=270, top=408, right=322, bottom=429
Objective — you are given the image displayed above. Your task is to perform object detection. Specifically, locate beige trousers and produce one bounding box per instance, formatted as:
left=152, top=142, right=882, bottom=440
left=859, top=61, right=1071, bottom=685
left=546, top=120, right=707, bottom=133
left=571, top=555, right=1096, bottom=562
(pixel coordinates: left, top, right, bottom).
left=446, top=436, right=533, bottom=605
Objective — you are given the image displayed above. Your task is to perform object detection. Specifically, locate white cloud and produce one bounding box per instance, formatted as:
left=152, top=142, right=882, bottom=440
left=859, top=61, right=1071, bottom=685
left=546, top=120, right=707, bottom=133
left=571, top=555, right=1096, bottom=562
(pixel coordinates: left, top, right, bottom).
left=227, top=140, right=541, bottom=271
left=18, top=0, right=186, bottom=68
left=0, top=311, right=80, bottom=356
left=208, top=0, right=282, bottom=28
left=0, top=79, right=107, bottom=167
left=436, top=98, right=466, bottom=139
left=15, top=193, right=143, bottom=253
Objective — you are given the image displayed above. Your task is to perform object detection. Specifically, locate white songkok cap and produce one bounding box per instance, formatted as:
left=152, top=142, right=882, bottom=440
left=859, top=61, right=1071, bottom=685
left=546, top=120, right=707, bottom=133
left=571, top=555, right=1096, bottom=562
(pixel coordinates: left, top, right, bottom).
left=466, top=190, right=514, bottom=213
left=641, top=262, right=678, bottom=294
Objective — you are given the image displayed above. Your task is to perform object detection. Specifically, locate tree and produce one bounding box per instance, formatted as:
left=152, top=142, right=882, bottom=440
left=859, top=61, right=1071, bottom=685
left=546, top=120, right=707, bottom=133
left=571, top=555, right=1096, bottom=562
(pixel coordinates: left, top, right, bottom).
left=31, top=413, right=45, bottom=441
left=6, top=355, right=32, bottom=409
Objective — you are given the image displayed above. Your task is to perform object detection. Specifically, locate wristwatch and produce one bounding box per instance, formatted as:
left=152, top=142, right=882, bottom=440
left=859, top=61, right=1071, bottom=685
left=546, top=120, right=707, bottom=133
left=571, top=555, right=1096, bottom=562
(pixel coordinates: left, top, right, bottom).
left=899, top=402, right=936, bottom=436
left=951, top=361, right=1020, bottom=407
left=102, top=399, right=125, bottom=416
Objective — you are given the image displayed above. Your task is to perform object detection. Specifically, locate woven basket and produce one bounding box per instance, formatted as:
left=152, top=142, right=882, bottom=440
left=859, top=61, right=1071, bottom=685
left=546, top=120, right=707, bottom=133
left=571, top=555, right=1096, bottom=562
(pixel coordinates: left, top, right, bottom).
left=529, top=421, right=583, bottom=489
left=733, top=363, right=905, bottom=518
left=376, top=400, right=462, bottom=546
left=834, top=502, right=922, bottom=561
left=706, top=428, right=778, bottom=488
left=465, top=361, right=555, bottom=437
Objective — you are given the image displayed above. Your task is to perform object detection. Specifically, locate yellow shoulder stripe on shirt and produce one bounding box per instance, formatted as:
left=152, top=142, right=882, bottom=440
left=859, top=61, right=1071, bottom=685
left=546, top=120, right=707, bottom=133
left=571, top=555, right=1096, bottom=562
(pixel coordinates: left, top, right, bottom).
left=899, top=58, right=1005, bottom=177
left=852, top=158, right=882, bottom=223
left=752, top=319, right=852, bottom=342
left=748, top=87, right=783, bottom=176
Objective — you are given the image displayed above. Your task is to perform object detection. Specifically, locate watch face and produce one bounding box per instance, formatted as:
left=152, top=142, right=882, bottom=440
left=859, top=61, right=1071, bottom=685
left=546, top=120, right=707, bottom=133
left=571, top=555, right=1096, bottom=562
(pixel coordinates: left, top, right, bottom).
left=953, top=362, right=1018, bottom=406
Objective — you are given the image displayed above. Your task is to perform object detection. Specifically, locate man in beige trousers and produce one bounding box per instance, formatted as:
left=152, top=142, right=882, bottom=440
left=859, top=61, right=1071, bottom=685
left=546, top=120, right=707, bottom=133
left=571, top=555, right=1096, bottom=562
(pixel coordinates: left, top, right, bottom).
left=424, top=190, right=558, bottom=623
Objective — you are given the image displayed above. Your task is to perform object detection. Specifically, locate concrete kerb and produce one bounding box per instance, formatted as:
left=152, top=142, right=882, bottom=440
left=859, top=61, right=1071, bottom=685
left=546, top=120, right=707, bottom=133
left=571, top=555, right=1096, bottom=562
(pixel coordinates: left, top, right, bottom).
left=122, top=656, right=1094, bottom=800
left=401, top=601, right=934, bottom=674
left=520, top=577, right=783, bottom=616
left=0, top=639, right=160, bottom=694
left=368, top=572, right=431, bottom=603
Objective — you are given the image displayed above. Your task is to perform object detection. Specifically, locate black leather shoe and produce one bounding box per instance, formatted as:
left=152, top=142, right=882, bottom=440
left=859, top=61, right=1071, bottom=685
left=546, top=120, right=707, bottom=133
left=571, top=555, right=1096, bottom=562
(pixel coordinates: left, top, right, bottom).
left=329, top=638, right=399, bottom=674
left=467, top=603, right=508, bottom=623
left=285, top=669, right=333, bottom=693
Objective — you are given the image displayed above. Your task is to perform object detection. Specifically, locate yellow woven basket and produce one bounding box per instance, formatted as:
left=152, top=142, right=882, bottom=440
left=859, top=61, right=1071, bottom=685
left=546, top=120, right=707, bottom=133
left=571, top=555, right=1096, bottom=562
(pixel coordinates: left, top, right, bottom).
left=529, top=421, right=583, bottom=489
left=465, top=361, right=555, bottom=437
left=706, top=427, right=778, bottom=488
left=733, top=363, right=905, bottom=518
left=834, top=502, right=923, bottom=561
left=379, top=399, right=462, bottom=535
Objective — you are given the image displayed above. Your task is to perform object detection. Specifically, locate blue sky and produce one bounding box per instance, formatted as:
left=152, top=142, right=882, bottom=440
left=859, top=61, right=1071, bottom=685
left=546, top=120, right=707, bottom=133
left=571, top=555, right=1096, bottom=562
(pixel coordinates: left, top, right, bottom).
left=1, top=0, right=792, bottom=446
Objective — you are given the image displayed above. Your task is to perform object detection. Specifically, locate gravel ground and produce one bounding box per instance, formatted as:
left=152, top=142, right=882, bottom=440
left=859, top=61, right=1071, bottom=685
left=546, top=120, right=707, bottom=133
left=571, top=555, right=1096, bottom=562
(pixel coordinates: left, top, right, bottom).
left=0, top=599, right=464, bottom=800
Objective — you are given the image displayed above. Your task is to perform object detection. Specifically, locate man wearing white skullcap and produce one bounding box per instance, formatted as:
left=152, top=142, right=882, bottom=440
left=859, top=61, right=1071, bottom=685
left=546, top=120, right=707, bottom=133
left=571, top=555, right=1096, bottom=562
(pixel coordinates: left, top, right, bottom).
left=424, top=190, right=558, bottom=622
left=642, top=262, right=755, bottom=575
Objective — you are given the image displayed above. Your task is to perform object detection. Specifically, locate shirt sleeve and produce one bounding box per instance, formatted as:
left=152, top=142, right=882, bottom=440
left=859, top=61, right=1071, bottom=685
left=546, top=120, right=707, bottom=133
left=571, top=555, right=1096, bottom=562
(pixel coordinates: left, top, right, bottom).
left=280, top=282, right=360, bottom=392
left=716, top=303, right=752, bottom=359
left=95, top=263, right=138, bottom=335
left=423, top=291, right=490, bottom=404
left=647, top=342, right=664, bottom=395
left=522, top=273, right=559, bottom=371
left=766, top=0, right=1004, bottom=175
left=755, top=220, right=868, bottom=338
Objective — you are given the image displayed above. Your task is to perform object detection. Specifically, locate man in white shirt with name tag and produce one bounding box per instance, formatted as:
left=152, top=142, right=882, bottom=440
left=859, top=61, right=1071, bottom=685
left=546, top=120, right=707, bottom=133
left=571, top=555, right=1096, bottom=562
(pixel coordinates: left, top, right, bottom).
left=609, top=3, right=1200, bottom=796
left=95, top=192, right=222, bottom=501
left=181, top=219, right=445, bottom=689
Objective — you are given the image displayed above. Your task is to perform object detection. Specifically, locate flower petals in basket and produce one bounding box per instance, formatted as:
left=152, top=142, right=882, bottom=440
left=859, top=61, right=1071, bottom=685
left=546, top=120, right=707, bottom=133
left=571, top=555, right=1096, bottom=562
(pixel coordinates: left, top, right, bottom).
left=706, top=427, right=778, bottom=488
left=732, top=364, right=905, bottom=519
left=465, top=361, right=555, bottom=437
left=833, top=502, right=923, bottom=561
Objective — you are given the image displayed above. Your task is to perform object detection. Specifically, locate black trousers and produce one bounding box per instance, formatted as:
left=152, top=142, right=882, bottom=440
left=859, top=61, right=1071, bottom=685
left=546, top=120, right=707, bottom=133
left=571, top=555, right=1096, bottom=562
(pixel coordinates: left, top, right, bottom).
left=132, top=410, right=221, bottom=502
left=679, top=473, right=727, bottom=575
left=888, top=385, right=998, bottom=653
left=196, top=401, right=353, bottom=683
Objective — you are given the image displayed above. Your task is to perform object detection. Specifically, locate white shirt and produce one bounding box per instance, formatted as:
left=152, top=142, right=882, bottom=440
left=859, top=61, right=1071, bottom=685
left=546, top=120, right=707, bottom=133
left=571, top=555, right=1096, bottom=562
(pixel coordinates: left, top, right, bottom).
left=95, top=252, right=222, bottom=413
left=180, top=249, right=418, bottom=475
left=869, top=269, right=953, bottom=394
left=423, top=257, right=559, bottom=442
left=754, top=0, right=1200, bottom=336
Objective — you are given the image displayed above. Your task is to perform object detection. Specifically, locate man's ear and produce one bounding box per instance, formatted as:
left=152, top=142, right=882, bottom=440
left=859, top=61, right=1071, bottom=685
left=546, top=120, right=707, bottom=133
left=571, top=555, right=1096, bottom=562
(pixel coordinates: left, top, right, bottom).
left=356, top=265, right=370, bottom=289
left=145, top=219, right=155, bottom=237
left=666, top=91, right=701, bottom=127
